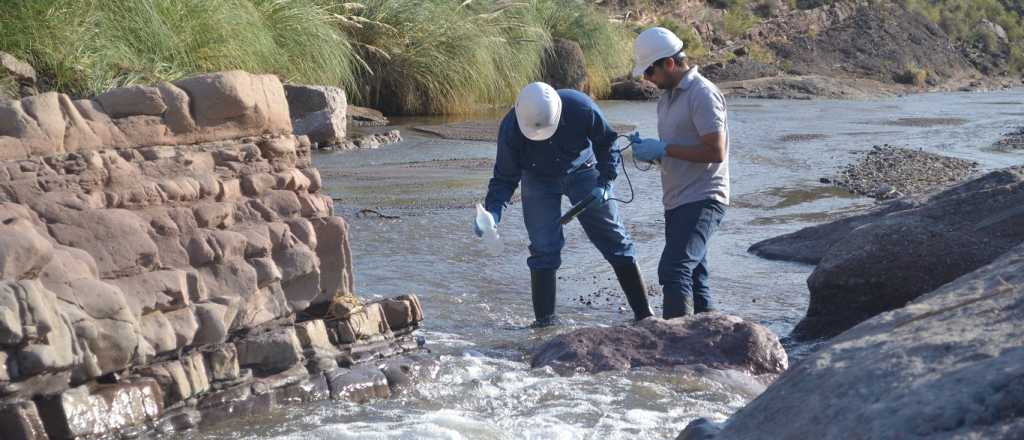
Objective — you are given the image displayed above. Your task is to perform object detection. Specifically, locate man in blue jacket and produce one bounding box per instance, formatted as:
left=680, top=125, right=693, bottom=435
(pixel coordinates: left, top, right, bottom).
left=475, top=82, right=653, bottom=327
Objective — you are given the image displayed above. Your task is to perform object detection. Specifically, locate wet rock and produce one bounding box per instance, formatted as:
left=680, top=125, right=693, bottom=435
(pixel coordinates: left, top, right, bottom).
left=380, top=352, right=439, bottom=394
left=676, top=418, right=723, bottom=440
left=792, top=166, right=1024, bottom=339
left=530, top=314, right=788, bottom=375
left=36, top=379, right=163, bottom=439
left=273, top=372, right=330, bottom=405
left=235, top=327, right=304, bottom=374
left=541, top=38, right=587, bottom=91
left=326, top=365, right=390, bottom=403
left=609, top=79, right=661, bottom=100
left=334, top=129, right=402, bottom=150
left=705, top=243, right=1024, bottom=440
left=347, top=105, right=389, bottom=127
left=285, top=84, right=347, bottom=148
left=0, top=400, right=49, bottom=440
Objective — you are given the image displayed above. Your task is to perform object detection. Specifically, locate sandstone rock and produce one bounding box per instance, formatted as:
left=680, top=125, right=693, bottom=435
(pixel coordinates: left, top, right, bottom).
left=261, top=190, right=302, bottom=218
left=250, top=257, right=283, bottom=288
left=107, top=269, right=192, bottom=316
left=139, top=311, right=178, bottom=354
left=193, top=302, right=232, bottom=346
left=297, top=192, right=332, bottom=218
left=181, top=351, right=210, bottom=396
left=137, top=360, right=193, bottom=406
left=793, top=167, right=1024, bottom=339
left=704, top=243, right=1024, bottom=440
left=0, top=51, right=36, bottom=85
left=285, top=84, right=347, bottom=147
left=164, top=307, right=199, bottom=349
left=347, top=105, right=388, bottom=127
left=326, top=365, right=390, bottom=403
left=531, top=314, right=788, bottom=375
left=235, top=327, right=304, bottom=374
left=36, top=379, right=162, bottom=439
left=0, top=400, right=49, bottom=440
left=172, top=71, right=291, bottom=138
left=541, top=38, right=587, bottom=91
left=45, top=209, right=159, bottom=278
left=333, top=303, right=391, bottom=344
left=257, top=136, right=298, bottom=160
left=203, top=343, right=240, bottom=382
left=295, top=320, right=332, bottom=350
left=312, top=216, right=354, bottom=298
left=377, top=294, right=424, bottom=330
left=0, top=216, right=53, bottom=280
left=95, top=85, right=167, bottom=119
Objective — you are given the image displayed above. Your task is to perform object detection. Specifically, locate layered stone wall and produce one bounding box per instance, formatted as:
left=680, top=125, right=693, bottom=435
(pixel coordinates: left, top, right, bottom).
left=0, top=71, right=426, bottom=439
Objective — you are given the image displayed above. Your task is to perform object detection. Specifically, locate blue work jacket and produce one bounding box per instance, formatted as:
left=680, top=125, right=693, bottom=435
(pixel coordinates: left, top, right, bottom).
left=484, top=89, right=620, bottom=216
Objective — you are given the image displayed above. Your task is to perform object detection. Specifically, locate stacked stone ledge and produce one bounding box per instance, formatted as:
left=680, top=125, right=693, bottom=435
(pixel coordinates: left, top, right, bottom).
left=0, top=71, right=430, bottom=439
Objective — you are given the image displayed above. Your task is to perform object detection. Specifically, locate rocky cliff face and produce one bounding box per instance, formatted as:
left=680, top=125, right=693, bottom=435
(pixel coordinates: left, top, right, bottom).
left=0, top=71, right=426, bottom=439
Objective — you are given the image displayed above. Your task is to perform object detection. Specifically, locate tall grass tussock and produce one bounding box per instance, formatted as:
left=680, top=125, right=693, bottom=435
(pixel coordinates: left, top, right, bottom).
left=0, top=0, right=636, bottom=115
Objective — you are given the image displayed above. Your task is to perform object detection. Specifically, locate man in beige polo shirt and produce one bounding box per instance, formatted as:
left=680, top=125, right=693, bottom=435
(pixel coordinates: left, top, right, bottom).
left=630, top=27, right=730, bottom=318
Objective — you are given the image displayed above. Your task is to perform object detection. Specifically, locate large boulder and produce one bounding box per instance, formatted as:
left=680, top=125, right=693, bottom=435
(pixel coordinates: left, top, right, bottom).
left=284, top=84, right=347, bottom=148
left=691, top=243, right=1024, bottom=440
left=540, top=38, right=587, bottom=91
left=530, top=314, right=788, bottom=375
left=789, top=167, right=1024, bottom=339
left=609, top=79, right=662, bottom=100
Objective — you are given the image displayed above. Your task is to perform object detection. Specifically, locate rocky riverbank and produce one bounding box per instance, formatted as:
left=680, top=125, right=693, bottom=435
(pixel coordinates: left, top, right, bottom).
left=680, top=241, right=1024, bottom=440
left=823, top=145, right=978, bottom=200
left=0, top=71, right=429, bottom=439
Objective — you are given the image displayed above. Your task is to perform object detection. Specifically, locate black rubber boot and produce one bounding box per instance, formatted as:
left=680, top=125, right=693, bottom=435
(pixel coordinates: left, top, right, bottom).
left=611, top=263, right=654, bottom=322
left=530, top=269, right=559, bottom=327
left=663, top=290, right=694, bottom=319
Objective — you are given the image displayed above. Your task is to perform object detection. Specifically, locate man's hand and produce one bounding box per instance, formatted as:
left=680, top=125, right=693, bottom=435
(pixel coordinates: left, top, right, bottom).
left=473, top=209, right=501, bottom=237
left=633, top=138, right=667, bottom=162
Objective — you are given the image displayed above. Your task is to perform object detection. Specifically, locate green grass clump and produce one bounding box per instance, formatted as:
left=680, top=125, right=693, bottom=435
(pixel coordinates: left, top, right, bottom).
left=0, top=0, right=361, bottom=98
left=0, top=0, right=637, bottom=114
left=338, top=0, right=549, bottom=115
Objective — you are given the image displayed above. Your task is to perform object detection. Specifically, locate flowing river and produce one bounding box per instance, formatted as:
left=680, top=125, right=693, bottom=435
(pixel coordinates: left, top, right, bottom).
left=182, top=89, right=1023, bottom=439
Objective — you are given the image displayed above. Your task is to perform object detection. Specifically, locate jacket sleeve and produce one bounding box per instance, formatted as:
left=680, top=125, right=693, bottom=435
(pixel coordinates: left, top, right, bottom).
left=484, top=117, right=522, bottom=219
left=588, top=103, right=620, bottom=186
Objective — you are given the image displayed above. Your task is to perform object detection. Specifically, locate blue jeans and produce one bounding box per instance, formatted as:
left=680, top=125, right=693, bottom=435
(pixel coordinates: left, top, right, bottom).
left=521, top=167, right=637, bottom=270
left=658, top=199, right=726, bottom=318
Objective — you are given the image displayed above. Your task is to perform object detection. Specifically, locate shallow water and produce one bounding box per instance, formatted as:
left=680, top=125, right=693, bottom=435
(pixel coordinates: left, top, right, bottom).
left=184, top=90, right=1024, bottom=439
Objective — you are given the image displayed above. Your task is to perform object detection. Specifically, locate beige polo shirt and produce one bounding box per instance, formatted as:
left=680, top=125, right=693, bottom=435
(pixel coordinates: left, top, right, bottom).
left=655, top=66, right=730, bottom=210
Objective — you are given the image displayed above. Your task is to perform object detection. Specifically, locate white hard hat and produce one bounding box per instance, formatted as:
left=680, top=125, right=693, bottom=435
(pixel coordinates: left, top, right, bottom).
left=632, top=27, right=685, bottom=79
left=514, top=82, right=562, bottom=141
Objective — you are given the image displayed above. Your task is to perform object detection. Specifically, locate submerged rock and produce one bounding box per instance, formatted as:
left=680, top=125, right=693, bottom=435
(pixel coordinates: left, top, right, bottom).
left=691, top=243, right=1024, bottom=440
left=530, top=314, right=787, bottom=376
